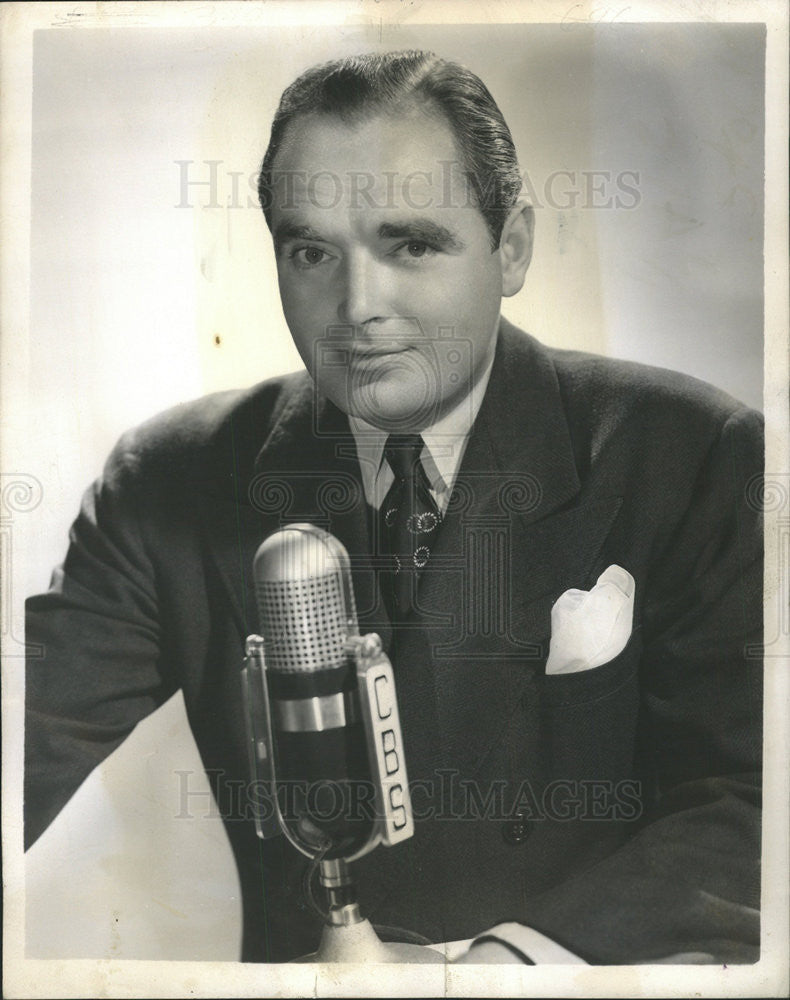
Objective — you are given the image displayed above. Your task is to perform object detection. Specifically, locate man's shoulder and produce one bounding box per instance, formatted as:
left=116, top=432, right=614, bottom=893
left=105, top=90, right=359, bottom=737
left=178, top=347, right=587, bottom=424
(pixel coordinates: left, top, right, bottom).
left=551, top=346, right=751, bottom=419
left=501, top=320, right=760, bottom=430
left=102, top=370, right=311, bottom=486
left=494, top=321, right=763, bottom=490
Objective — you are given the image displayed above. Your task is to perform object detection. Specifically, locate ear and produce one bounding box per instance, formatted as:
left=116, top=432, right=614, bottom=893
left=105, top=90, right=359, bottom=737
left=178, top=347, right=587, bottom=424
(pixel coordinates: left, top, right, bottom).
left=499, top=197, right=534, bottom=298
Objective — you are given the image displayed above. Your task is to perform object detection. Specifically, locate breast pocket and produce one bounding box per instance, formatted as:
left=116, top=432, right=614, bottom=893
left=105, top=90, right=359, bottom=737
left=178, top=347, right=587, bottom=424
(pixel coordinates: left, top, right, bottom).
left=537, top=629, right=643, bottom=784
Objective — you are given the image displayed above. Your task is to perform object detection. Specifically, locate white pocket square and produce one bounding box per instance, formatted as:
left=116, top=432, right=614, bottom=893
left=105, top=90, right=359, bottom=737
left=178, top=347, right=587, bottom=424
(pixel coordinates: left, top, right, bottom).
left=545, top=565, right=635, bottom=675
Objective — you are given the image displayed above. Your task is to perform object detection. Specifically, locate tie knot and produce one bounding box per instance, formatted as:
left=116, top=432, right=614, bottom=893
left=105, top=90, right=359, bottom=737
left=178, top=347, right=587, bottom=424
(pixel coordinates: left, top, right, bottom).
left=384, top=434, right=425, bottom=481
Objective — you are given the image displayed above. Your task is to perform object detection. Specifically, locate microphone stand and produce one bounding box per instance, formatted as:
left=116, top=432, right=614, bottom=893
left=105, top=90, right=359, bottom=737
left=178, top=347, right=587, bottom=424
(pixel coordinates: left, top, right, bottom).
left=302, top=859, right=444, bottom=964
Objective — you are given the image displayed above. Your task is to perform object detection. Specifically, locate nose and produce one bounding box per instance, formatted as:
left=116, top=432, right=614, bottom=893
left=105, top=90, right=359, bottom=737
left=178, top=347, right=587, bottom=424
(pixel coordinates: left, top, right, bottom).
left=337, top=252, right=389, bottom=327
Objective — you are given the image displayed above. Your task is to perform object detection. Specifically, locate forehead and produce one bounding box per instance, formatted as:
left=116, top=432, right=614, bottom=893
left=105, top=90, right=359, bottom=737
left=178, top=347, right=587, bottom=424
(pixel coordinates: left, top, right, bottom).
left=269, top=108, right=474, bottom=224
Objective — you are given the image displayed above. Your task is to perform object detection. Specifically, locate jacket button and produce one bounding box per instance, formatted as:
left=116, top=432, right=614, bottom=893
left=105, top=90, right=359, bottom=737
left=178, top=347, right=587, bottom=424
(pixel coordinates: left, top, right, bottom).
left=501, top=815, right=533, bottom=845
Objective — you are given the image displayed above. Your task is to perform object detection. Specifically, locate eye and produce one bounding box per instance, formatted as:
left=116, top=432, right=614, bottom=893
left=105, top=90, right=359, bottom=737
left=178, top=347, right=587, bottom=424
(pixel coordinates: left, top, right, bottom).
left=290, top=245, right=331, bottom=268
left=391, top=240, right=437, bottom=262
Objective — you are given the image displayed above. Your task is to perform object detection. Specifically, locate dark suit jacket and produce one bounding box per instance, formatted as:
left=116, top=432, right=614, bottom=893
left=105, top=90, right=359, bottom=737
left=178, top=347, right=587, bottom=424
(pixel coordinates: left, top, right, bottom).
left=26, top=319, right=763, bottom=963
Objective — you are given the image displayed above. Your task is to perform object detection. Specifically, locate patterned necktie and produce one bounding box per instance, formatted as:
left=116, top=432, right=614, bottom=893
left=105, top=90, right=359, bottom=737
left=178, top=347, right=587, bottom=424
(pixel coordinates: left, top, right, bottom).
left=378, top=433, right=442, bottom=621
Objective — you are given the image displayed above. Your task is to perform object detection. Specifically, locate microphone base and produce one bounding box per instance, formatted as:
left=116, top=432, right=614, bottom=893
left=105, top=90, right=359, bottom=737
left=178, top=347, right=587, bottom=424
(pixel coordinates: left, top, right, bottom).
left=299, top=918, right=445, bottom=964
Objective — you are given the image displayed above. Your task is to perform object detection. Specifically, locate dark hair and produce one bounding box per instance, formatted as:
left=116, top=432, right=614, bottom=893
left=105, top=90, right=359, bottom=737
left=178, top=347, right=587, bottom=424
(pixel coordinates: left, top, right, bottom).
left=258, top=50, right=522, bottom=248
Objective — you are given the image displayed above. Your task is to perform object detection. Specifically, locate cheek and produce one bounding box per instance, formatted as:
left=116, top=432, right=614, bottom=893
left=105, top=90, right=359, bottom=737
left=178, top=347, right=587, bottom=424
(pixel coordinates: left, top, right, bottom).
left=417, top=261, right=500, bottom=329
left=390, top=267, right=468, bottom=321
left=278, top=273, right=329, bottom=328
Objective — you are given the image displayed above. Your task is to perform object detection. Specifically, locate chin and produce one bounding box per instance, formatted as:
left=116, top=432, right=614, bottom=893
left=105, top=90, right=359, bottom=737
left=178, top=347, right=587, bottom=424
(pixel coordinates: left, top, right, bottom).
left=346, top=383, right=442, bottom=432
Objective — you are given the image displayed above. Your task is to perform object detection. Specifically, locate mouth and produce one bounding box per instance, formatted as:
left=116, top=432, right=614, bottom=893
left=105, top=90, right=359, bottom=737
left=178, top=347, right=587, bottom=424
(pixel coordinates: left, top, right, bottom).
left=350, top=344, right=412, bottom=361
left=351, top=341, right=411, bottom=358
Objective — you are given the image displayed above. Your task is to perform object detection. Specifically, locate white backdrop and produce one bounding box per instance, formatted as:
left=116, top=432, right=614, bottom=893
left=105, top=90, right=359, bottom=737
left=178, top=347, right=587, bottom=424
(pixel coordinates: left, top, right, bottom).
left=21, top=19, right=765, bottom=961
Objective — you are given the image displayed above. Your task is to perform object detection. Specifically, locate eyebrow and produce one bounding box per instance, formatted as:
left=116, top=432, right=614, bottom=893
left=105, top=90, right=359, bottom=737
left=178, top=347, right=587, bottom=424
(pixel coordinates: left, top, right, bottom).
left=272, top=222, right=326, bottom=251
left=378, top=219, right=466, bottom=252
left=272, top=217, right=467, bottom=254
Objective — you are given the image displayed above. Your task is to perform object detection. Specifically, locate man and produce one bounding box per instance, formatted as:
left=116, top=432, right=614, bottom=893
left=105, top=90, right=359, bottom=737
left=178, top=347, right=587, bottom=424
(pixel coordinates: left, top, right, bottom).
left=25, top=50, right=763, bottom=964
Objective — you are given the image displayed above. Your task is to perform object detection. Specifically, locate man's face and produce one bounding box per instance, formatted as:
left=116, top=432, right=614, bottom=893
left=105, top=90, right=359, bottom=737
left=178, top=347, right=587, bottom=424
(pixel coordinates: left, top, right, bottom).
left=269, top=107, right=505, bottom=431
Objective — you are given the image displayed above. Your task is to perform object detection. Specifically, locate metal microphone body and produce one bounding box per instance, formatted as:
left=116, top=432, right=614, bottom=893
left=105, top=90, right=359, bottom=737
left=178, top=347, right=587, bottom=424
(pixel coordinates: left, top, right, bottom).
left=243, top=524, right=412, bottom=863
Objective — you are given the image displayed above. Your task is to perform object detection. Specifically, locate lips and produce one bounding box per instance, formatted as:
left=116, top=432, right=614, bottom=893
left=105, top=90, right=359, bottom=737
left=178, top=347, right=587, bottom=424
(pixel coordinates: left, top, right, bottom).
left=349, top=345, right=412, bottom=362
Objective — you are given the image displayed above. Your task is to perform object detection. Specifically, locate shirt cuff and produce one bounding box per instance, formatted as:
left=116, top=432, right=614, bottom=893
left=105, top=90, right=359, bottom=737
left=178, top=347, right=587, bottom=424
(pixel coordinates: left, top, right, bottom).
left=471, top=922, right=588, bottom=964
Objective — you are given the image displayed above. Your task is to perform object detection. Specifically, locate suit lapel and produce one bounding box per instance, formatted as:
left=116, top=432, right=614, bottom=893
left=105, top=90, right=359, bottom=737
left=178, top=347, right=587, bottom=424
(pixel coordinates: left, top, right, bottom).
left=418, top=317, right=584, bottom=638
left=195, top=374, right=389, bottom=648
left=410, top=321, right=624, bottom=780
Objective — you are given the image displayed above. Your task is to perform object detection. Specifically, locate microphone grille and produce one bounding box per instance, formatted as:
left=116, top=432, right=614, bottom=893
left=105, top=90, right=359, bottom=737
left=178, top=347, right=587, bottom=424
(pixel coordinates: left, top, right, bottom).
left=253, top=524, right=358, bottom=673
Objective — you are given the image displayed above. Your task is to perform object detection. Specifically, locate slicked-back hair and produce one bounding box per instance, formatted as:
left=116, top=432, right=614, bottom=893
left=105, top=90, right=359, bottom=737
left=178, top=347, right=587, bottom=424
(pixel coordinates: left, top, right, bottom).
left=258, top=50, right=523, bottom=249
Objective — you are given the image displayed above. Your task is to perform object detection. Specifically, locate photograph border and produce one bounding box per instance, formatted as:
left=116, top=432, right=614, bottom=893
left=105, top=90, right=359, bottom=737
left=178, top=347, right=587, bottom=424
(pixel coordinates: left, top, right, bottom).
left=2, top=2, right=788, bottom=997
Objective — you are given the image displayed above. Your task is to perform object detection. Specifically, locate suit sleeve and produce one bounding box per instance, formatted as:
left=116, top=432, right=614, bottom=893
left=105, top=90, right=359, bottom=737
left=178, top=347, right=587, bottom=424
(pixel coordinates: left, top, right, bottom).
left=517, top=405, right=764, bottom=963
left=25, top=435, right=173, bottom=850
